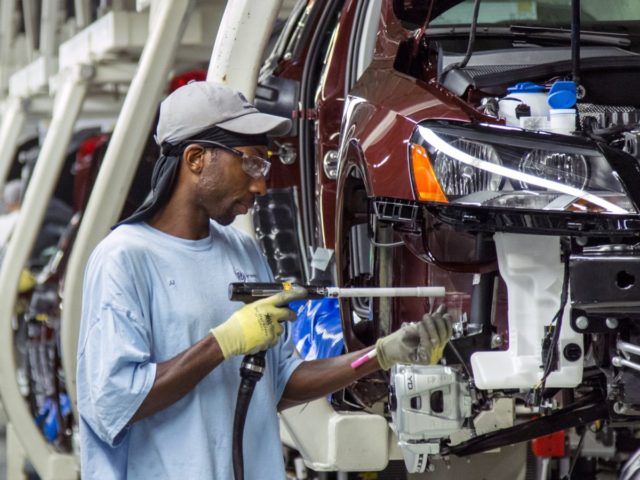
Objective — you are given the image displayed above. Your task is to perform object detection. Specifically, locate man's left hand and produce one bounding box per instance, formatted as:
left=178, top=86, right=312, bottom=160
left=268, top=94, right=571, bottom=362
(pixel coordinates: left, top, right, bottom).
left=374, top=305, right=453, bottom=370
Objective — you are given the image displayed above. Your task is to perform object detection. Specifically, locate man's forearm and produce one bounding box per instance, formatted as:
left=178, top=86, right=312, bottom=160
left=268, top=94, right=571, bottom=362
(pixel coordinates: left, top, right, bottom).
left=279, top=347, right=380, bottom=408
left=131, top=334, right=225, bottom=422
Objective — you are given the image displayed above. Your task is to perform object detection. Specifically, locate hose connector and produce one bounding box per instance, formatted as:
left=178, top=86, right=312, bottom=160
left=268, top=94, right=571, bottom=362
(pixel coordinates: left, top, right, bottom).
left=240, top=352, right=266, bottom=380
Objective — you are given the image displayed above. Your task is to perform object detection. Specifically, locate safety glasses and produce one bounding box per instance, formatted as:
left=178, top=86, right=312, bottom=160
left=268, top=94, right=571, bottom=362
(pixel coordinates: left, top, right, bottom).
left=191, top=139, right=271, bottom=179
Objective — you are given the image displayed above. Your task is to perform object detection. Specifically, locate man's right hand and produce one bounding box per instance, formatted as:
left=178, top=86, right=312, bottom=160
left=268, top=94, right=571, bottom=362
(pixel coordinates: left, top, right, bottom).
left=210, top=286, right=307, bottom=358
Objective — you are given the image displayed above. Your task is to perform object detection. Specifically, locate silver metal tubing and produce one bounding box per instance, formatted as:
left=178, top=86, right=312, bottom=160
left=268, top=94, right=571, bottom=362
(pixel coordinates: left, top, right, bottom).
left=324, top=286, right=446, bottom=298
left=620, top=447, right=640, bottom=480
left=612, top=356, right=640, bottom=374
left=618, top=340, right=640, bottom=357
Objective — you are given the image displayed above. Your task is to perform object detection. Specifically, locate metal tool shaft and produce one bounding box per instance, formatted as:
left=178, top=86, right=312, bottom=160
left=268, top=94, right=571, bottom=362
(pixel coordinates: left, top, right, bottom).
left=229, top=283, right=445, bottom=303
left=324, top=286, right=445, bottom=298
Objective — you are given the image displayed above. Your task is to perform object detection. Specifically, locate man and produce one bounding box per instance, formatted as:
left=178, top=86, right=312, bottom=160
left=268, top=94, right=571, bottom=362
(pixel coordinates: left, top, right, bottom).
left=77, top=81, right=452, bottom=479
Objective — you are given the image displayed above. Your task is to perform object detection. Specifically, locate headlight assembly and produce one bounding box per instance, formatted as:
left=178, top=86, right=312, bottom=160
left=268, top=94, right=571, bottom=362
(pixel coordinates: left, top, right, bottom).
left=433, top=139, right=503, bottom=195
left=518, top=150, right=589, bottom=190
left=409, top=123, right=637, bottom=215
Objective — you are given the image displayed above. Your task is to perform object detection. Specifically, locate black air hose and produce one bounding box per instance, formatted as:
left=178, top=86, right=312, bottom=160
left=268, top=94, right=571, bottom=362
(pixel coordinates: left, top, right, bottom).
left=233, top=351, right=266, bottom=480
left=439, top=0, right=482, bottom=82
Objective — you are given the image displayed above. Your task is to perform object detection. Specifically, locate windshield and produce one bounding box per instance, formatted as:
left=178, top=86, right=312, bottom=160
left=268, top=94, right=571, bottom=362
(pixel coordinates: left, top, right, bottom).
left=430, top=0, right=640, bottom=31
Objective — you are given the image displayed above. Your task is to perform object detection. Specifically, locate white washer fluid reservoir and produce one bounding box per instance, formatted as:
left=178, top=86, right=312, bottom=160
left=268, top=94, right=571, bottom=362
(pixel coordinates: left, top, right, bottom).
left=498, top=82, right=549, bottom=127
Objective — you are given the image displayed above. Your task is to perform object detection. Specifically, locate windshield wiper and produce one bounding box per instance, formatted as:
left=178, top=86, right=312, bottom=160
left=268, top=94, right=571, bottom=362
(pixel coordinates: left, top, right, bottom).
left=509, top=25, right=631, bottom=47
left=426, top=26, right=631, bottom=47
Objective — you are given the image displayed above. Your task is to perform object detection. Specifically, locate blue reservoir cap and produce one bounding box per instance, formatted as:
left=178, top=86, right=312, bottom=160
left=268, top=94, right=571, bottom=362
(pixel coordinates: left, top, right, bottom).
left=507, top=82, right=545, bottom=93
left=548, top=80, right=577, bottom=109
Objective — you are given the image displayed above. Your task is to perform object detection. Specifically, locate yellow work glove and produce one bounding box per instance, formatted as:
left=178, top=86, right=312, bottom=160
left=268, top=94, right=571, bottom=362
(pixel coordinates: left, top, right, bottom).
left=210, top=286, right=307, bottom=358
left=375, top=305, right=453, bottom=370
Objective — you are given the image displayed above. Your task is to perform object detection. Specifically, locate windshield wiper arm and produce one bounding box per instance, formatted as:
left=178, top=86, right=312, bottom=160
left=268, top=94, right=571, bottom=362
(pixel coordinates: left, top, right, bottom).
left=509, top=25, right=631, bottom=47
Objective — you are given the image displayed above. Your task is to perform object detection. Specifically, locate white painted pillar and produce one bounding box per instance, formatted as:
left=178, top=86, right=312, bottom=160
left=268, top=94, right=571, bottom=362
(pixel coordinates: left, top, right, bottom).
left=0, top=65, right=90, bottom=480
left=61, top=0, right=194, bottom=414
left=0, top=0, right=16, bottom=93
left=73, top=0, right=92, bottom=29
left=207, top=0, right=284, bottom=235
left=0, top=97, right=27, bottom=192
left=6, top=423, right=28, bottom=480
left=207, top=0, right=283, bottom=100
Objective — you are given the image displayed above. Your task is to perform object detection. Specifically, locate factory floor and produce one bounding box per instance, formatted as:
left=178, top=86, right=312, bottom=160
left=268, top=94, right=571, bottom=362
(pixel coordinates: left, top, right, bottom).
left=287, top=444, right=528, bottom=480
left=0, top=406, right=622, bottom=480
left=292, top=439, right=621, bottom=480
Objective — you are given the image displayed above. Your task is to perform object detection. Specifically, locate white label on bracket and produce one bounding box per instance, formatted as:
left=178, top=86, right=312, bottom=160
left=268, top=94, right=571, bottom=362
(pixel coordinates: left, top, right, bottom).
left=311, top=247, right=334, bottom=271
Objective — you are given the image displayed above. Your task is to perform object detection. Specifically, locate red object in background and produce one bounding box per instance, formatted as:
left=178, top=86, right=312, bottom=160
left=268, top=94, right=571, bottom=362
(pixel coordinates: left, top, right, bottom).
left=532, top=430, right=566, bottom=457
left=168, top=69, right=207, bottom=93
left=73, top=134, right=109, bottom=212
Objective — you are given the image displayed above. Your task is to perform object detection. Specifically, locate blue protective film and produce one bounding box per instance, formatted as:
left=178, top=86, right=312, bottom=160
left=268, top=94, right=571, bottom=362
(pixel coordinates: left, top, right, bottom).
left=290, top=298, right=344, bottom=360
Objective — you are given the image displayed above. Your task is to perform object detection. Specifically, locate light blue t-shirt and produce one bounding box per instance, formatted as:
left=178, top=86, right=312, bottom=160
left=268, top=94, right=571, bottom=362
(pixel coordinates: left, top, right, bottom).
left=77, top=221, right=303, bottom=479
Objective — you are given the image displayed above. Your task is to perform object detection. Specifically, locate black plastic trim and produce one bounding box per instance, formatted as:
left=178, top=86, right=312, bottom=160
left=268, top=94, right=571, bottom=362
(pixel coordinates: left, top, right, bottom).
left=424, top=203, right=640, bottom=236
left=374, top=196, right=640, bottom=236
left=597, top=143, right=640, bottom=212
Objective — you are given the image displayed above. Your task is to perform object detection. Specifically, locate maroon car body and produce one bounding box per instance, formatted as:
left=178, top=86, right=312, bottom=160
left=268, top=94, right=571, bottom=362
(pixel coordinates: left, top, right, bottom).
left=257, top=0, right=640, bottom=421
left=258, top=0, right=497, bottom=375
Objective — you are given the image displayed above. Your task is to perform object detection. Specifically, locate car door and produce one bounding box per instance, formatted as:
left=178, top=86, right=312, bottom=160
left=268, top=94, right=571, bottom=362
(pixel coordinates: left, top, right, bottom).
left=254, top=0, right=346, bottom=283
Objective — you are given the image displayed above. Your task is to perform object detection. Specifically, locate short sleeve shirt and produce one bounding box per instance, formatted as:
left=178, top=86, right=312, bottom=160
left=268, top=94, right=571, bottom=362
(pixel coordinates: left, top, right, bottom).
left=76, top=221, right=302, bottom=479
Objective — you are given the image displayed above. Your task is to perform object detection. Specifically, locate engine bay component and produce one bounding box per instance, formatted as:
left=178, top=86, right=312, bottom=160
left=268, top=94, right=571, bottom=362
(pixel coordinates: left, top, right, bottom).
left=623, top=130, right=640, bottom=159
left=471, top=233, right=583, bottom=389
left=570, top=245, right=640, bottom=328
left=496, top=81, right=581, bottom=135
left=390, top=364, right=472, bottom=473
left=445, top=396, right=608, bottom=458
left=437, top=45, right=640, bottom=100
left=578, top=103, right=640, bottom=130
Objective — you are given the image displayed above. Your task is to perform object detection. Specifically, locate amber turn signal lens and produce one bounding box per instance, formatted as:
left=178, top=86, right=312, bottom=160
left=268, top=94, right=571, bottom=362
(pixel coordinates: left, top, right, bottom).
left=410, top=143, right=448, bottom=203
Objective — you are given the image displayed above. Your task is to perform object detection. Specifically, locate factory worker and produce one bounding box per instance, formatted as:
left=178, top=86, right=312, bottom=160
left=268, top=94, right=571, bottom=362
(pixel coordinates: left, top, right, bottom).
left=77, top=81, right=452, bottom=479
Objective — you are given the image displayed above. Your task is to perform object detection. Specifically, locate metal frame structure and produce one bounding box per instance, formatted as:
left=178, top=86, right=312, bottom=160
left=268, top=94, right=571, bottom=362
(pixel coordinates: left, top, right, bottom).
left=207, top=0, right=286, bottom=235
left=0, top=64, right=89, bottom=480
left=0, top=97, right=26, bottom=195
left=0, top=0, right=57, bottom=196
left=0, top=0, right=202, bottom=477
left=208, top=0, right=283, bottom=97
left=0, top=0, right=327, bottom=478
left=61, top=0, right=195, bottom=415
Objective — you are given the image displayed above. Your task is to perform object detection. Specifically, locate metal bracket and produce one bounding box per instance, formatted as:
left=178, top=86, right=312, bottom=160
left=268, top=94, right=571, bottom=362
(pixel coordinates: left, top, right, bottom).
left=444, top=396, right=608, bottom=457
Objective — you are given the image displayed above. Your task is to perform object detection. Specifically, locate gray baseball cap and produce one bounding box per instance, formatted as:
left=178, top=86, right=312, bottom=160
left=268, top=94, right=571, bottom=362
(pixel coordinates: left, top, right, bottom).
left=155, top=81, right=291, bottom=145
